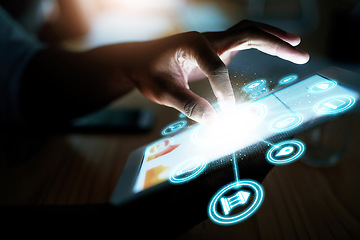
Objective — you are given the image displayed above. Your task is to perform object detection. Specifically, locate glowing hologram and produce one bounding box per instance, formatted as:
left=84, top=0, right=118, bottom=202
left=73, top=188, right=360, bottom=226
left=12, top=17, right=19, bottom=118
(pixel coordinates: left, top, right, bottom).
left=208, top=180, right=264, bottom=225
left=266, top=139, right=305, bottom=165
left=161, top=120, right=187, bottom=136
left=279, top=74, right=298, bottom=85
left=191, top=103, right=267, bottom=147
left=232, top=152, right=240, bottom=183
left=313, top=95, right=356, bottom=115
left=242, top=79, right=266, bottom=93
left=269, top=113, right=304, bottom=132
left=221, top=190, right=251, bottom=215
left=249, top=88, right=269, bottom=99
left=309, top=80, right=337, bottom=93
left=169, top=157, right=207, bottom=184
left=178, top=113, right=187, bottom=118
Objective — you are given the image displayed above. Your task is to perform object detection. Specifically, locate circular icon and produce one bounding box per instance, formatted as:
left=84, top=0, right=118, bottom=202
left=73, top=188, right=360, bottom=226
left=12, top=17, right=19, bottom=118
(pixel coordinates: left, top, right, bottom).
left=161, top=120, right=187, bottom=136
left=279, top=74, right=298, bottom=85
left=147, top=138, right=171, bottom=156
left=313, top=95, right=356, bottom=115
left=269, top=113, right=303, bottom=132
left=242, top=79, right=267, bottom=93
left=208, top=180, right=264, bottom=225
left=266, top=140, right=305, bottom=165
left=309, top=80, right=337, bottom=93
left=169, top=157, right=207, bottom=184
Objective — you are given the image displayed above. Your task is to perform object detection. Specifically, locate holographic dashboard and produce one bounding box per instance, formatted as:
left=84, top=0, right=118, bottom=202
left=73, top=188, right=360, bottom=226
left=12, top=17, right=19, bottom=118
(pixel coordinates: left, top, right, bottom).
left=111, top=67, right=360, bottom=226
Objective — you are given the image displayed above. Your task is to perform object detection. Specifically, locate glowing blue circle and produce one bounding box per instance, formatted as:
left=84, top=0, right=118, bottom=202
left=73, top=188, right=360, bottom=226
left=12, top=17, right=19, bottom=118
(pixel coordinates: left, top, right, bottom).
left=249, top=88, right=269, bottom=99
left=279, top=74, right=298, bottom=85
left=269, top=113, right=304, bottom=132
left=208, top=180, right=264, bottom=225
left=309, top=80, right=337, bottom=93
left=242, top=79, right=266, bottom=93
left=161, top=120, right=187, bottom=136
left=169, top=157, right=207, bottom=184
left=313, top=95, right=356, bottom=115
left=178, top=113, right=187, bottom=118
left=266, top=140, right=305, bottom=165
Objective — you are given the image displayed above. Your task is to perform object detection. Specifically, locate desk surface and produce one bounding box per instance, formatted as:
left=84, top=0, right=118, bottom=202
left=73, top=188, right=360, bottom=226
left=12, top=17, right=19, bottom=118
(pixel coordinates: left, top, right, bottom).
left=1, top=60, right=360, bottom=239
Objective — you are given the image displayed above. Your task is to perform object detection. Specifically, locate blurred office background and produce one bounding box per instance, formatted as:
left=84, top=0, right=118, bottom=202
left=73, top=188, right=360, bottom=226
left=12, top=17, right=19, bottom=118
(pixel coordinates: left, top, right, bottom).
left=3, top=0, right=358, bottom=79
left=48, top=0, right=359, bottom=71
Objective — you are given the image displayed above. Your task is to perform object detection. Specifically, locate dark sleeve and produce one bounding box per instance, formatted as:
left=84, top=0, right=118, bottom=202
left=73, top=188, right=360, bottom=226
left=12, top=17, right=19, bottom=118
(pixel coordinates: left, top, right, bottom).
left=0, top=5, right=44, bottom=124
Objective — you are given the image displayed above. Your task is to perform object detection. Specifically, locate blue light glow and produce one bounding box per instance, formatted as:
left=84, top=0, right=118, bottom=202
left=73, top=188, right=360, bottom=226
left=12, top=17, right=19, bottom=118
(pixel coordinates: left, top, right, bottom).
left=309, top=80, right=337, bottom=93
left=191, top=102, right=267, bottom=149
left=269, top=113, right=304, bottom=132
left=169, top=157, right=207, bottom=184
left=279, top=74, right=298, bottom=85
left=178, top=113, right=187, bottom=118
left=208, top=180, right=264, bottom=225
left=313, top=95, right=356, bottom=115
left=232, top=152, right=240, bottom=183
left=249, top=88, right=269, bottom=99
left=161, top=120, right=187, bottom=136
left=242, top=79, right=267, bottom=93
left=266, top=139, right=305, bottom=165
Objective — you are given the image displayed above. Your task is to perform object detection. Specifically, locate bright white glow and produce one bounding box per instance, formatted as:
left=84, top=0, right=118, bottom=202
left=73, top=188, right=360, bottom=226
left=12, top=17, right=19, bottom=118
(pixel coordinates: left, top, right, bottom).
left=192, top=103, right=267, bottom=155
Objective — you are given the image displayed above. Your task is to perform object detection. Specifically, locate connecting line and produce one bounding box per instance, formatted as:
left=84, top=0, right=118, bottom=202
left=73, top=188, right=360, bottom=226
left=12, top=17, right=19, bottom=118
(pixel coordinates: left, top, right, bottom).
left=251, top=136, right=276, bottom=147
left=260, top=139, right=276, bottom=147
left=232, top=152, right=240, bottom=183
left=231, top=138, right=275, bottom=183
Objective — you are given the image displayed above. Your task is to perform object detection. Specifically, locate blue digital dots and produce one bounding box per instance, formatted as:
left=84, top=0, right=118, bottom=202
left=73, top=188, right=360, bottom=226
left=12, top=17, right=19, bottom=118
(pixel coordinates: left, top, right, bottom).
left=309, top=80, right=337, bottom=93
left=161, top=120, right=187, bottom=136
left=313, top=95, right=356, bottom=115
left=208, top=180, right=264, bottom=225
left=169, top=157, right=207, bottom=184
left=266, top=140, right=306, bottom=165
left=269, top=113, right=304, bottom=132
left=279, top=74, right=298, bottom=85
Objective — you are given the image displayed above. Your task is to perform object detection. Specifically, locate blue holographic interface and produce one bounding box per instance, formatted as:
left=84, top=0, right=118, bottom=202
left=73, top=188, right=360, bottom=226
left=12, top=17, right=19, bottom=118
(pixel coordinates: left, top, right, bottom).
left=133, top=74, right=359, bottom=193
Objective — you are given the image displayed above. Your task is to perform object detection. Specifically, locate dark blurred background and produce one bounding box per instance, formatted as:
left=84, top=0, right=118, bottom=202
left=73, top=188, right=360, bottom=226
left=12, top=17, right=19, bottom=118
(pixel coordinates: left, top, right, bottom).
left=3, top=0, right=359, bottom=67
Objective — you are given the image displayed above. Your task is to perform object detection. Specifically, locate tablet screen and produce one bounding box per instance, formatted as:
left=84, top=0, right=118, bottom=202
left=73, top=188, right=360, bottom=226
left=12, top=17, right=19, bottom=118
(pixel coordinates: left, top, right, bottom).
left=133, top=74, right=359, bottom=193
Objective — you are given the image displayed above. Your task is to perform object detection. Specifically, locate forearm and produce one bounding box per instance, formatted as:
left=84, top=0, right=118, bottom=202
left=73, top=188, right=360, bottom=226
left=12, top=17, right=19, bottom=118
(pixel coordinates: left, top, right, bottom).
left=20, top=46, right=135, bottom=126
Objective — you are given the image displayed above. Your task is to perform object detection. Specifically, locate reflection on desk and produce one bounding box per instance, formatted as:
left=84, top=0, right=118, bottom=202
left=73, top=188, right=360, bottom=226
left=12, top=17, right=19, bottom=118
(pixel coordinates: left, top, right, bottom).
left=176, top=115, right=360, bottom=239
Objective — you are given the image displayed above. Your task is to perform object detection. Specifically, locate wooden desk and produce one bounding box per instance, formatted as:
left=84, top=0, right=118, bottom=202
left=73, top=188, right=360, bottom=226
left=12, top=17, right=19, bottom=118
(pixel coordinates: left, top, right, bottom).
left=1, top=44, right=360, bottom=239
left=1, top=78, right=359, bottom=239
left=176, top=114, right=360, bottom=239
left=0, top=89, right=180, bottom=206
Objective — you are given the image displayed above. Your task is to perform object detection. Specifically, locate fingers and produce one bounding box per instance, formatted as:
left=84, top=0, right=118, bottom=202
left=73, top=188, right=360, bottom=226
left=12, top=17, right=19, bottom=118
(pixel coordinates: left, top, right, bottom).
left=161, top=35, right=236, bottom=122
left=228, top=20, right=301, bottom=46
left=219, top=26, right=309, bottom=64
left=154, top=32, right=236, bottom=123
left=241, top=28, right=309, bottom=64
left=206, top=20, right=309, bottom=64
left=162, top=87, right=217, bottom=123
left=187, top=33, right=236, bottom=112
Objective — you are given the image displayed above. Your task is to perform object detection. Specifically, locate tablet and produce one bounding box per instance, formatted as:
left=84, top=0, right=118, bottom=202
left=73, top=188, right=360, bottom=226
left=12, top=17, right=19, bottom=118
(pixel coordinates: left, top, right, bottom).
left=111, top=67, right=360, bottom=206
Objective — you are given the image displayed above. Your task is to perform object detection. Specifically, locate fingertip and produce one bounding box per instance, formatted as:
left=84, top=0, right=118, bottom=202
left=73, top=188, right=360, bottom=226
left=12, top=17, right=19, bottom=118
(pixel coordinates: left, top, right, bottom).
left=191, top=105, right=217, bottom=124
left=285, top=32, right=301, bottom=46
left=293, top=51, right=310, bottom=64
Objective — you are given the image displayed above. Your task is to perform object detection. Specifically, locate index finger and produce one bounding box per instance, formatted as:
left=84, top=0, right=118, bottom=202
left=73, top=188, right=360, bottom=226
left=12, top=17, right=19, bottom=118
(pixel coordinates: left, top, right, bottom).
left=188, top=32, right=236, bottom=113
left=228, top=20, right=301, bottom=46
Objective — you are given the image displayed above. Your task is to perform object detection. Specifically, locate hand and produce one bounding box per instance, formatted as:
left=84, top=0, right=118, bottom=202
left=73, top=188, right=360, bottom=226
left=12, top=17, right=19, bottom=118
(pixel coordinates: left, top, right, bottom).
left=121, top=20, right=309, bottom=123
left=23, top=20, right=309, bottom=125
